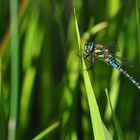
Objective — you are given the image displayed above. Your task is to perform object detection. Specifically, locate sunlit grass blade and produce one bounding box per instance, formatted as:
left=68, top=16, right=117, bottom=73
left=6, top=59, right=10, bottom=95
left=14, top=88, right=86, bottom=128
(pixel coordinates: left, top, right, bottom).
left=105, top=89, right=125, bottom=140
left=103, top=123, right=112, bottom=140
left=107, top=0, right=121, bottom=18
left=74, top=8, right=81, bottom=50
left=89, top=21, right=108, bottom=35
left=82, top=21, right=108, bottom=43
left=82, top=60, right=106, bottom=140
left=74, top=8, right=110, bottom=140
left=20, top=20, right=45, bottom=130
left=32, top=122, right=60, bottom=140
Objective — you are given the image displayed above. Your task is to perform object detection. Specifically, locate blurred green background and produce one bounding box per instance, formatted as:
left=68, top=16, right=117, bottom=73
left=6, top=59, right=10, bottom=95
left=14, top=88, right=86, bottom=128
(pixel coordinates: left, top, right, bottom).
left=0, top=0, right=140, bottom=140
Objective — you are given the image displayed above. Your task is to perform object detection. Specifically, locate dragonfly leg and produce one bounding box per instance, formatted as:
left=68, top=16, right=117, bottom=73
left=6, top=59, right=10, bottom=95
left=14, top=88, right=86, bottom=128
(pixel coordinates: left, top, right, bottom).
left=76, top=51, right=91, bottom=62
left=77, top=50, right=95, bottom=71
left=84, top=54, right=90, bottom=59
left=83, top=56, right=95, bottom=71
left=76, top=48, right=87, bottom=58
left=76, top=52, right=82, bottom=58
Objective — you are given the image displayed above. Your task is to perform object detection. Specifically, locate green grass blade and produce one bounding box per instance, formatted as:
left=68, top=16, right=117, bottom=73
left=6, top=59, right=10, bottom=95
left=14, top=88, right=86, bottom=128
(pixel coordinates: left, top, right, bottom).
left=104, top=34, right=124, bottom=121
left=103, top=123, right=113, bottom=140
left=74, top=9, right=108, bottom=140
left=32, top=122, right=60, bottom=140
left=82, top=21, right=108, bottom=42
left=74, top=8, right=81, bottom=50
left=104, top=69, right=120, bottom=121
left=0, top=58, right=6, bottom=140
left=20, top=14, right=45, bottom=130
left=8, top=0, right=19, bottom=139
left=82, top=60, right=106, bottom=140
left=105, top=89, right=125, bottom=140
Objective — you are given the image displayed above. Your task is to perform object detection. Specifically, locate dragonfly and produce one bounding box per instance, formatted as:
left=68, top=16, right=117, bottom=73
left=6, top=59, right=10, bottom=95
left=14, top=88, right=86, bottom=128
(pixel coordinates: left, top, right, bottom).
left=83, top=42, right=140, bottom=90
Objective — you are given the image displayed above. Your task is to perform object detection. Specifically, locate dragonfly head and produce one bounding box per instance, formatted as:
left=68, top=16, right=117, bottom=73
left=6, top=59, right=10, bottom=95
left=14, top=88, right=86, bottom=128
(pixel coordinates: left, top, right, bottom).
left=84, top=42, right=95, bottom=54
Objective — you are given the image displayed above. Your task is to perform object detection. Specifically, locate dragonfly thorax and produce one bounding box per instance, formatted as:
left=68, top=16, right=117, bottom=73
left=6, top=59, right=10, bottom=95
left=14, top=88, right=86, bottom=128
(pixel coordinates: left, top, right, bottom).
left=84, top=42, right=95, bottom=54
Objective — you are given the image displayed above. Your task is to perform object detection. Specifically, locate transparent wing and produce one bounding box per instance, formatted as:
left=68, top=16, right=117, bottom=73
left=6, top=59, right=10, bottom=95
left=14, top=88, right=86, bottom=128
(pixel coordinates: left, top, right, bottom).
left=104, top=42, right=120, bottom=55
left=104, top=42, right=134, bottom=67
left=115, top=56, right=134, bottom=67
left=84, top=54, right=95, bottom=70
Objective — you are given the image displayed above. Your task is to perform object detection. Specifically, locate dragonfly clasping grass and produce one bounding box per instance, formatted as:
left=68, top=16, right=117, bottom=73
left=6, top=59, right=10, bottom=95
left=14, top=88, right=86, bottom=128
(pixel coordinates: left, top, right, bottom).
left=83, top=42, right=140, bottom=90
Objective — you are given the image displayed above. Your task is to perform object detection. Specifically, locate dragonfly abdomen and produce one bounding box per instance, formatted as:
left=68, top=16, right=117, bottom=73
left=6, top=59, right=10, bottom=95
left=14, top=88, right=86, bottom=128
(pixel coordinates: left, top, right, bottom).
left=105, top=58, right=118, bottom=68
left=116, top=65, right=140, bottom=89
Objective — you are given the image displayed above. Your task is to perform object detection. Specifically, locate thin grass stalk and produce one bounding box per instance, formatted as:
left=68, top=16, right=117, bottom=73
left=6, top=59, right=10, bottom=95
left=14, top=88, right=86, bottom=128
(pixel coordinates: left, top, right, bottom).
left=105, top=89, right=124, bottom=140
left=8, top=0, right=19, bottom=139
left=136, top=0, right=140, bottom=64
left=32, top=122, right=60, bottom=140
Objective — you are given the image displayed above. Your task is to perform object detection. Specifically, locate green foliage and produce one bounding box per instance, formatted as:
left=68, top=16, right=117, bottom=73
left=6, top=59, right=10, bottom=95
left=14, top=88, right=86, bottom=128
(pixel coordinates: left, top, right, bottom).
left=0, top=0, right=140, bottom=140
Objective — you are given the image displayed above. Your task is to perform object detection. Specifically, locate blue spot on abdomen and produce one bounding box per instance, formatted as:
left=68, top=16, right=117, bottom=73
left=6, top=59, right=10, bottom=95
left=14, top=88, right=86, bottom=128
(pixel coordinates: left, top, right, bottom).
left=111, top=62, right=117, bottom=68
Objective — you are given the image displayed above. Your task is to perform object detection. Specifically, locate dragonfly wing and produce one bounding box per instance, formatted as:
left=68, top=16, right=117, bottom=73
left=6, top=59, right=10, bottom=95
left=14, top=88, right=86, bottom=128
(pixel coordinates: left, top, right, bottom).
left=115, top=56, right=134, bottom=67
left=104, top=42, right=134, bottom=67
left=104, top=42, right=120, bottom=55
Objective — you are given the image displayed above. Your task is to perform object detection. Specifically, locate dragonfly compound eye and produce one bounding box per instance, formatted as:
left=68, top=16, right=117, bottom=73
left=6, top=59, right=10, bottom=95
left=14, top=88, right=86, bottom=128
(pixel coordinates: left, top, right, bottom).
left=85, top=42, right=94, bottom=53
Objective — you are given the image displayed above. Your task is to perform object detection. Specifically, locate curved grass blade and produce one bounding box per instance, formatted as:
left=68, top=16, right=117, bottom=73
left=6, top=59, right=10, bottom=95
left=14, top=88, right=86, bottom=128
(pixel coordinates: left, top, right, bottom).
left=82, top=21, right=108, bottom=43
left=82, top=60, right=106, bottom=140
left=74, top=8, right=111, bottom=140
